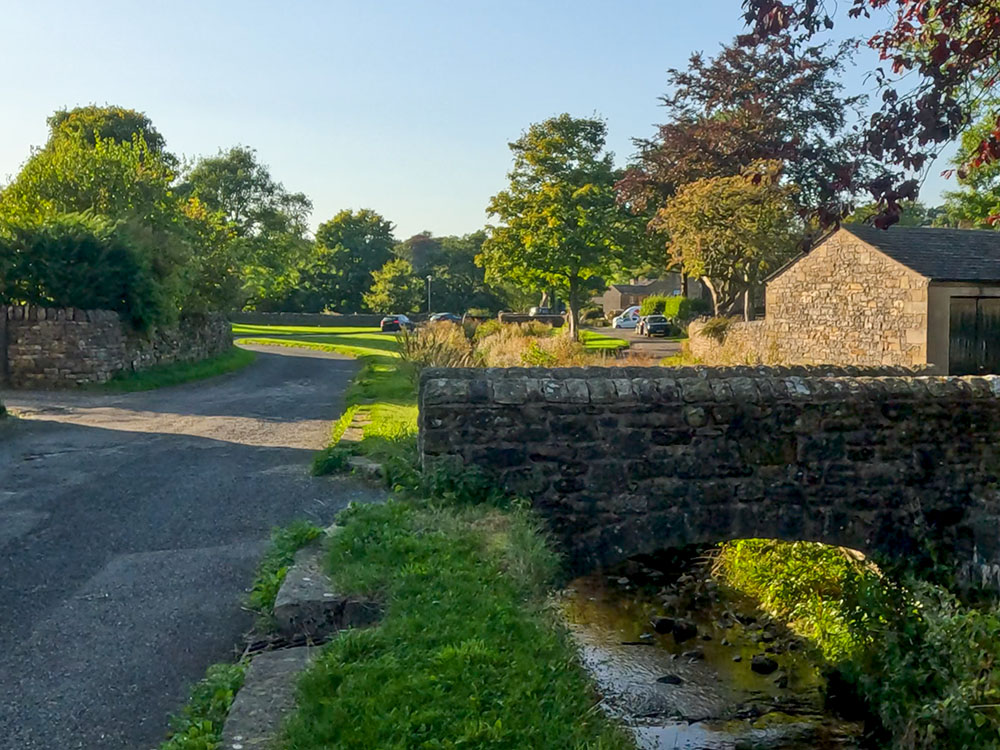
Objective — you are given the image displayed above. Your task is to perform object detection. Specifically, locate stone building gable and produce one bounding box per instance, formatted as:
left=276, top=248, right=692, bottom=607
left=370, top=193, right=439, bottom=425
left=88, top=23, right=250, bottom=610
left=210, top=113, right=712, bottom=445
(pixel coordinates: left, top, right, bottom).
left=765, top=229, right=929, bottom=367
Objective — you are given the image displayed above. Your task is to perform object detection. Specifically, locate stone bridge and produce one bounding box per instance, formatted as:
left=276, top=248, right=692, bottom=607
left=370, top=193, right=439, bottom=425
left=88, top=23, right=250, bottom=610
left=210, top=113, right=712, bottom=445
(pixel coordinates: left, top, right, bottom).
left=418, top=366, right=1000, bottom=587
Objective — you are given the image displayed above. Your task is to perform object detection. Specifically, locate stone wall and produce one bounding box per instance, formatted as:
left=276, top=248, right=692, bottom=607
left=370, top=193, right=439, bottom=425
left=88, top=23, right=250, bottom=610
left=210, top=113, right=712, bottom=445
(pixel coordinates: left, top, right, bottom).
left=2, top=306, right=232, bottom=387
left=230, top=312, right=387, bottom=328
left=419, top=366, right=1000, bottom=587
left=687, top=319, right=778, bottom=365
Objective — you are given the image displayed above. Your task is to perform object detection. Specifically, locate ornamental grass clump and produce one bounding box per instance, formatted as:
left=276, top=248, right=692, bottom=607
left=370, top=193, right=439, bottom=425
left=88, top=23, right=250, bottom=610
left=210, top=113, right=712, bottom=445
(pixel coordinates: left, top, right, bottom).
left=397, top=321, right=475, bottom=377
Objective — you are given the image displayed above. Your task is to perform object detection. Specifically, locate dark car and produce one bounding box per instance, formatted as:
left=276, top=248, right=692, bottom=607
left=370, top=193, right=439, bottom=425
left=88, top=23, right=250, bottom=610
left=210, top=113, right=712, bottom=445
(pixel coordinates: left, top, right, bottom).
left=429, top=312, right=462, bottom=323
left=380, top=314, right=415, bottom=332
left=638, top=314, right=673, bottom=337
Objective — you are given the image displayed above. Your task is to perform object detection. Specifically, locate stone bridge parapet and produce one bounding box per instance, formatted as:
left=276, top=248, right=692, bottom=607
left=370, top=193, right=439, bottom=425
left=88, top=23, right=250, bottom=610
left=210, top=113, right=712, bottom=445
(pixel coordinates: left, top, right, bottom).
left=418, top=366, right=1000, bottom=587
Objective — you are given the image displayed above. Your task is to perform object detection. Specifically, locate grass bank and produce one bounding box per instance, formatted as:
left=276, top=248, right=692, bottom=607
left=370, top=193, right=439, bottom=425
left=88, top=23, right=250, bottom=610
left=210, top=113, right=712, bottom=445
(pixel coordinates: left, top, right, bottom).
left=283, top=501, right=630, bottom=749
left=715, top=540, right=1000, bottom=749
left=97, top=346, right=256, bottom=392
left=579, top=329, right=629, bottom=351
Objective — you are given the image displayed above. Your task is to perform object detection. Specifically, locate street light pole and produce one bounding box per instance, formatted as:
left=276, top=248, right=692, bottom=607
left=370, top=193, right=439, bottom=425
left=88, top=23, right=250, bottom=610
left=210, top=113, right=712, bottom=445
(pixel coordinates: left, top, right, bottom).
left=426, top=275, right=432, bottom=314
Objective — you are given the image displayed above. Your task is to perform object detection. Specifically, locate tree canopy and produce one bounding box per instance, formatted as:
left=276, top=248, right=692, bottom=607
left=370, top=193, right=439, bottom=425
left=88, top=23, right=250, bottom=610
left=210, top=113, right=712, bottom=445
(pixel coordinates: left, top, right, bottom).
left=289, top=209, right=396, bottom=312
left=617, top=39, right=867, bottom=225
left=363, top=258, right=425, bottom=313
left=653, top=161, right=802, bottom=318
left=481, top=114, right=643, bottom=338
left=740, top=0, right=1000, bottom=226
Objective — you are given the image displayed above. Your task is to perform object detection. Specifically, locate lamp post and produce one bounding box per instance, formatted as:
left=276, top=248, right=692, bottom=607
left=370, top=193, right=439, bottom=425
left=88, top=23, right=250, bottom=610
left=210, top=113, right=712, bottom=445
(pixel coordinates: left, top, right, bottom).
left=426, top=275, right=432, bottom=314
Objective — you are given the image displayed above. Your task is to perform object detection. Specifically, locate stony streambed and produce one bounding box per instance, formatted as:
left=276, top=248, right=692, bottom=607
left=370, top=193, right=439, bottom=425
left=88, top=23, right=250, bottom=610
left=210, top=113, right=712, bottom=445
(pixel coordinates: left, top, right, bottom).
left=560, top=554, right=864, bottom=750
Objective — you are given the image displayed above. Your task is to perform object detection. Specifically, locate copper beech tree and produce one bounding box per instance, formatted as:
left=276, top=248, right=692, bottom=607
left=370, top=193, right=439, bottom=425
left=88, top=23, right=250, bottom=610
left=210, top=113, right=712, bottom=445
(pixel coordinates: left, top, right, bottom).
left=741, top=0, right=1000, bottom=227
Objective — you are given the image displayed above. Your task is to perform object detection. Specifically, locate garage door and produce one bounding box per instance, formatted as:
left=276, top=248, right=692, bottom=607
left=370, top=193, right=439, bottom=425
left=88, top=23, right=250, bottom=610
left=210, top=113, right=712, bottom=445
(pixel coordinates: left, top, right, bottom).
left=949, top=297, right=1000, bottom=375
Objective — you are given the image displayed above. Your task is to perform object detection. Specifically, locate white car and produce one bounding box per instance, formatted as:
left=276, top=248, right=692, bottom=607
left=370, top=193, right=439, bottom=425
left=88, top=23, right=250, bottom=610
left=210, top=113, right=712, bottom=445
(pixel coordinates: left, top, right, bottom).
left=612, top=306, right=641, bottom=329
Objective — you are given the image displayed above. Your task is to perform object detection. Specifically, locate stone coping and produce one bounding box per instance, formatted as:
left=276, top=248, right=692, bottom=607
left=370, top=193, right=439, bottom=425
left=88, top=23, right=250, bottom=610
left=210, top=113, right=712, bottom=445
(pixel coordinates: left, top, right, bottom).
left=420, top=367, right=1000, bottom=406
left=420, top=364, right=925, bottom=381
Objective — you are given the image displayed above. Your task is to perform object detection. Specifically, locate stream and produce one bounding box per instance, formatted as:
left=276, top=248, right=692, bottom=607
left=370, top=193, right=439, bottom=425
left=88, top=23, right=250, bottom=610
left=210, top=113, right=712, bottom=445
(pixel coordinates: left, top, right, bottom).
left=560, top=553, right=865, bottom=749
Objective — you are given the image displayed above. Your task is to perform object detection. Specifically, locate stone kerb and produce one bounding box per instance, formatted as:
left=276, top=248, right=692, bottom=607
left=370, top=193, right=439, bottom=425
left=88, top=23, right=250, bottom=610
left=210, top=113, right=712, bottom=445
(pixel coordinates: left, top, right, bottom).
left=418, top=366, right=1000, bottom=588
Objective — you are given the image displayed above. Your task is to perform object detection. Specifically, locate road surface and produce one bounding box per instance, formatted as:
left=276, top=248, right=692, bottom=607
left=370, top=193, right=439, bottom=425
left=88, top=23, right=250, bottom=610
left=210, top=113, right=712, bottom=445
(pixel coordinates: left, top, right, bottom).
left=0, top=344, right=382, bottom=749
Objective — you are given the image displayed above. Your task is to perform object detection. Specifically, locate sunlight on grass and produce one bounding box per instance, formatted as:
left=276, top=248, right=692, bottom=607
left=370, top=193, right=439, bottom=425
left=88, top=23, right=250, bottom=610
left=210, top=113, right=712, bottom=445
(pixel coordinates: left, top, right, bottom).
left=579, top=330, right=629, bottom=351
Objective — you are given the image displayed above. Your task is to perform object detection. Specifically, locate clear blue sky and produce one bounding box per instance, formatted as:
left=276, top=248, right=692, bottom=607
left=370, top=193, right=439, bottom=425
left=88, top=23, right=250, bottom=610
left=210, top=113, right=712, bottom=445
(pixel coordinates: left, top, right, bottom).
left=0, top=0, right=956, bottom=239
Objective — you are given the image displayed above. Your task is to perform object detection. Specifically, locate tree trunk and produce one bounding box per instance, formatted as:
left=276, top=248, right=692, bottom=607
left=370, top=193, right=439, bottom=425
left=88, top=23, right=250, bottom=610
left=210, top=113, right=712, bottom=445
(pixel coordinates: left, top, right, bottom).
left=701, top=276, right=720, bottom=317
left=567, top=277, right=580, bottom=341
left=681, top=274, right=689, bottom=297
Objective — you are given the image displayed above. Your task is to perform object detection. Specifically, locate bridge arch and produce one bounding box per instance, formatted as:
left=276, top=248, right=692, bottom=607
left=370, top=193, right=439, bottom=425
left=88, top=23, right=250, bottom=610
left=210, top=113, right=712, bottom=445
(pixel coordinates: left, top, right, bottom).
left=418, top=365, right=1000, bottom=587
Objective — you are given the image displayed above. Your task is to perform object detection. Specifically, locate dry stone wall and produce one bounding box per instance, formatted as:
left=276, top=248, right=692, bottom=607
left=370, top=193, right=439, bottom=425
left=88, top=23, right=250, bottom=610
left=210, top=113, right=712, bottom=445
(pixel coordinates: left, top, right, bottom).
left=419, top=366, right=1000, bottom=587
left=2, top=306, right=232, bottom=387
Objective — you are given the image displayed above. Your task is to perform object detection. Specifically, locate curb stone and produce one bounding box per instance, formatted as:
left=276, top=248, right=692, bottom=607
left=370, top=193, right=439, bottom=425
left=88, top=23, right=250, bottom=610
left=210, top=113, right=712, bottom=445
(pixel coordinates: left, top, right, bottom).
left=272, top=540, right=381, bottom=640
left=220, top=526, right=382, bottom=748
left=220, top=648, right=315, bottom=750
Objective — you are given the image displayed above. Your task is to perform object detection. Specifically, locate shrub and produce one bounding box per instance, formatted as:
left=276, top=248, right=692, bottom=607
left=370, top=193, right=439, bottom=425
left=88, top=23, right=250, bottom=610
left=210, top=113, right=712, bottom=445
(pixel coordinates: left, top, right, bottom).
left=581, top=306, right=605, bottom=321
left=699, top=315, right=733, bottom=343
left=472, top=318, right=503, bottom=341
left=716, top=539, right=1000, bottom=750
left=0, top=213, right=180, bottom=328
left=397, top=322, right=475, bottom=376
left=639, top=295, right=669, bottom=316
left=640, top=295, right=712, bottom=320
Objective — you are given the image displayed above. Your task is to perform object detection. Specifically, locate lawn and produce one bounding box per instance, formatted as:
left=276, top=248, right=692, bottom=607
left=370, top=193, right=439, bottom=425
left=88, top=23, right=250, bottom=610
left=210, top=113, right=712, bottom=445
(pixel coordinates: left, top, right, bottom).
left=580, top=330, right=629, bottom=351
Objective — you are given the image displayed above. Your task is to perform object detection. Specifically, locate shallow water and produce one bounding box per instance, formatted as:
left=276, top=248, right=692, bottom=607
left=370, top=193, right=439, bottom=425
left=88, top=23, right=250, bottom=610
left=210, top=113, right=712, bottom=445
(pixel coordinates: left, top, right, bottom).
left=560, top=563, right=864, bottom=749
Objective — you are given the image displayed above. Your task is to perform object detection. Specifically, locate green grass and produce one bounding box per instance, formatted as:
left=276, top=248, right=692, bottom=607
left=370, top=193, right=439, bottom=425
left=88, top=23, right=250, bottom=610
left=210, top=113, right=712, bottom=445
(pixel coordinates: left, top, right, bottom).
left=232, top=323, right=379, bottom=336
left=97, top=346, right=256, bottom=392
left=160, top=661, right=247, bottom=750
left=281, top=501, right=631, bottom=749
left=579, top=330, right=628, bottom=350
left=247, top=520, right=324, bottom=618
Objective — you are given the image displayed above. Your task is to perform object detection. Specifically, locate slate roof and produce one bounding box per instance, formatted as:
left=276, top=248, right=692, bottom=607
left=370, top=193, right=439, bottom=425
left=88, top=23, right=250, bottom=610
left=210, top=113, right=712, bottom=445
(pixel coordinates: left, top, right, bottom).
left=842, top=224, right=1000, bottom=282
left=610, top=279, right=676, bottom=294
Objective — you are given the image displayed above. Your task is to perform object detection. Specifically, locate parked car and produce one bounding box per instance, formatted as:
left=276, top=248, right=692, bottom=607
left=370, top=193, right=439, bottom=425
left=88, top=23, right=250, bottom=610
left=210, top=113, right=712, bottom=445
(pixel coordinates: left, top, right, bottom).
left=380, top=314, right=415, bottom=332
left=638, top=314, right=672, bottom=337
left=611, top=305, right=641, bottom=329
left=528, top=305, right=566, bottom=317
left=429, top=312, right=462, bottom=323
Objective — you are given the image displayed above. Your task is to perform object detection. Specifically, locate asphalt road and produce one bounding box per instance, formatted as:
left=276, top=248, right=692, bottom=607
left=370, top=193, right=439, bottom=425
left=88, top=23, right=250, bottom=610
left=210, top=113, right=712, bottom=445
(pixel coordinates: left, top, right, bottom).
left=0, top=344, right=384, bottom=750
left=591, top=326, right=683, bottom=361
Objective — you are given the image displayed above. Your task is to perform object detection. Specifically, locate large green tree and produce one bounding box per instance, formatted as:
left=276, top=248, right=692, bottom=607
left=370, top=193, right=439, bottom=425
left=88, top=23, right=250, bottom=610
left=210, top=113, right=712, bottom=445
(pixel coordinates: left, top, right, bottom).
left=481, top=115, right=642, bottom=339
left=653, top=161, right=802, bottom=318
left=396, top=231, right=506, bottom=314
left=363, top=258, right=425, bottom=313
left=291, top=209, right=396, bottom=312
left=179, top=146, right=312, bottom=309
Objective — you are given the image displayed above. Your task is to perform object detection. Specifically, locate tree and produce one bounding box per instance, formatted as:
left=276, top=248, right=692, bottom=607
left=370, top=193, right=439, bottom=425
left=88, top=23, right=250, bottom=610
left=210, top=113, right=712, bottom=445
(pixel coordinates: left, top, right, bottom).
left=292, top=209, right=396, bottom=312
left=740, top=0, right=1000, bottom=226
left=180, top=146, right=312, bottom=309
left=938, top=110, right=1000, bottom=228
left=395, top=231, right=507, bottom=314
left=363, top=258, right=425, bottom=313
left=0, top=131, right=177, bottom=229
left=617, top=39, right=868, bottom=225
left=652, top=161, right=802, bottom=318
left=46, top=105, right=169, bottom=158
left=481, top=114, right=642, bottom=339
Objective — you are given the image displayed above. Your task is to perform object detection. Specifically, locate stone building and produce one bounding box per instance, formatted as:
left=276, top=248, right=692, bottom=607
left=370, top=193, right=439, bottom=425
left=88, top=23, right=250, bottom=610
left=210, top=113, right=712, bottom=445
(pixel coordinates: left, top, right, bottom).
left=691, top=225, right=1000, bottom=374
left=594, top=275, right=705, bottom=315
